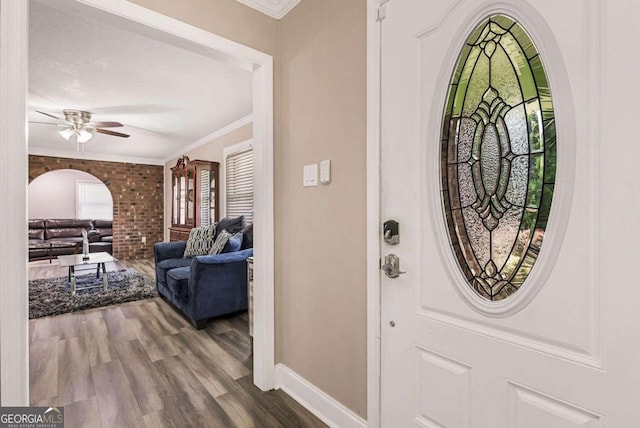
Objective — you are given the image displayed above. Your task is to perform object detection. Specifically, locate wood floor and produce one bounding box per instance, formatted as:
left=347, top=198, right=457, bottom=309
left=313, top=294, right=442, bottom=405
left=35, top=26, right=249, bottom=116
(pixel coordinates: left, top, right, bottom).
left=29, top=259, right=326, bottom=428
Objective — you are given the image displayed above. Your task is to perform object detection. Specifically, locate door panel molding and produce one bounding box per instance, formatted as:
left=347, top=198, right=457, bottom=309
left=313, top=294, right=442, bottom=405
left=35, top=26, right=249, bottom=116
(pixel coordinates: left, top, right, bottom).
left=413, top=308, right=602, bottom=368
left=507, top=381, right=602, bottom=427
left=416, top=348, right=471, bottom=427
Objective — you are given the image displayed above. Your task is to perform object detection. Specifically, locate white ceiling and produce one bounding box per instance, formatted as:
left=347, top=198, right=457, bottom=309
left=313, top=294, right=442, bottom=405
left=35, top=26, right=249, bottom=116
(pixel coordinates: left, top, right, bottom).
left=28, top=1, right=253, bottom=165
left=234, top=0, right=302, bottom=19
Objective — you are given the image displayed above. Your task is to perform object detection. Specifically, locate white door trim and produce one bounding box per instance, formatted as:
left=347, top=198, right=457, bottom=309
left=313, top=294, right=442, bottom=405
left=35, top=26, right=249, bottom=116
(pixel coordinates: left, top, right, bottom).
left=0, top=0, right=29, bottom=406
left=366, top=0, right=383, bottom=426
left=1, top=0, right=276, bottom=400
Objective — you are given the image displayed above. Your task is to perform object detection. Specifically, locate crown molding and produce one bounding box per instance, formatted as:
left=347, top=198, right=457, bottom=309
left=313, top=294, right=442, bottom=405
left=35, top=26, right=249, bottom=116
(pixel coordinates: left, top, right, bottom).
left=235, top=0, right=301, bottom=20
left=28, top=146, right=165, bottom=165
left=163, top=113, right=253, bottom=163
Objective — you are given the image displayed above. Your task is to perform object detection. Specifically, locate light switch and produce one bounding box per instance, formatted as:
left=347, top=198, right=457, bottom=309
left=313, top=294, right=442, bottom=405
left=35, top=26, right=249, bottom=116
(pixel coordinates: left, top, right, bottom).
left=320, top=159, right=331, bottom=184
left=303, top=164, right=318, bottom=187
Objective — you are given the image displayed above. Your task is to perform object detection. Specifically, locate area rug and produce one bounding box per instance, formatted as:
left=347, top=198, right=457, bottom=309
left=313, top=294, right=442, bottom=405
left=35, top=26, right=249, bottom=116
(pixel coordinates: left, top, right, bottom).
left=29, top=268, right=157, bottom=319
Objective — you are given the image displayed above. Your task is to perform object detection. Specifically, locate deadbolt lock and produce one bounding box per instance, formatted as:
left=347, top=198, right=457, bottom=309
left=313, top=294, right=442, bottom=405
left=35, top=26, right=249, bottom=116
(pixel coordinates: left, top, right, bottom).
left=383, top=220, right=399, bottom=245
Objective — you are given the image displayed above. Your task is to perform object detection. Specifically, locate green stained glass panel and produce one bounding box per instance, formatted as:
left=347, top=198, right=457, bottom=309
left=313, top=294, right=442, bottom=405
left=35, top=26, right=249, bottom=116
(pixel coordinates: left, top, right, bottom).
left=439, top=14, right=556, bottom=302
left=500, top=32, right=537, bottom=100
left=453, top=47, right=481, bottom=117
left=463, top=54, right=490, bottom=116
left=490, top=45, right=523, bottom=106
left=527, top=153, right=544, bottom=208
left=525, top=99, right=543, bottom=152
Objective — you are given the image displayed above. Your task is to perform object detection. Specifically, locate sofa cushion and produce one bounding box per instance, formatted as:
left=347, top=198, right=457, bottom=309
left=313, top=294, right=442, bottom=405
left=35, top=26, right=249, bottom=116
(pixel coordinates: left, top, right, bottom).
left=75, top=219, right=94, bottom=229
left=209, top=229, right=233, bottom=255
left=45, top=219, right=74, bottom=228
left=215, top=216, right=244, bottom=238
left=101, top=236, right=113, bottom=243
left=45, top=219, right=93, bottom=229
left=29, top=219, right=45, bottom=229
left=93, top=219, right=112, bottom=228
left=29, top=229, right=45, bottom=240
left=90, top=241, right=112, bottom=254
left=167, top=267, right=191, bottom=300
left=45, top=228, right=86, bottom=240
left=48, top=237, right=83, bottom=244
left=93, top=219, right=113, bottom=239
left=183, top=225, right=215, bottom=258
left=156, top=258, right=193, bottom=285
left=222, top=231, right=243, bottom=253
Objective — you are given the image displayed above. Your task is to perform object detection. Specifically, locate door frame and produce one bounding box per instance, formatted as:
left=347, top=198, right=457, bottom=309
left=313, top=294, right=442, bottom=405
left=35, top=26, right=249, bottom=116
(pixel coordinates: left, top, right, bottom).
left=366, top=0, right=383, bottom=426
left=0, top=0, right=276, bottom=403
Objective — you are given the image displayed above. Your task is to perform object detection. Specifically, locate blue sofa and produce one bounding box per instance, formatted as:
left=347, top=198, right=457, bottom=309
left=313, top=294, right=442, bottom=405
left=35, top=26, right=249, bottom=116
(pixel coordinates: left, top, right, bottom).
left=154, top=241, right=253, bottom=329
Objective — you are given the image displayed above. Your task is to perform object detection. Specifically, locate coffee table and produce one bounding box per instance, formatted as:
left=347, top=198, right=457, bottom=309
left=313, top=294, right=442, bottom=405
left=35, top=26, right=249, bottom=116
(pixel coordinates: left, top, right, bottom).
left=57, top=252, right=118, bottom=295
left=28, top=241, right=79, bottom=263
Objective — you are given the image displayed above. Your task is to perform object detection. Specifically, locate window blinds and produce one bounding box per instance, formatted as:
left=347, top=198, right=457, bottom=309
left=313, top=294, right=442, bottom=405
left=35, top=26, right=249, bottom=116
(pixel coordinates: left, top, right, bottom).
left=225, top=147, right=254, bottom=223
left=77, top=181, right=113, bottom=220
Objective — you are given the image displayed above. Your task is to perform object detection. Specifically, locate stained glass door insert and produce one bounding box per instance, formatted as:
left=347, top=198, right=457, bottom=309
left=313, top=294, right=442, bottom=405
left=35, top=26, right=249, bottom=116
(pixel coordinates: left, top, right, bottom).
left=440, top=14, right=556, bottom=301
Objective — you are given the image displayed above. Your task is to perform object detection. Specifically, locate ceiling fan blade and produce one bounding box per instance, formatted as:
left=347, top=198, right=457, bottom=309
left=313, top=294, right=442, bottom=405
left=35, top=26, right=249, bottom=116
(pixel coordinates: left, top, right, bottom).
left=96, top=128, right=130, bottom=138
left=35, top=110, right=62, bottom=121
left=91, top=121, right=123, bottom=128
left=29, top=121, right=60, bottom=125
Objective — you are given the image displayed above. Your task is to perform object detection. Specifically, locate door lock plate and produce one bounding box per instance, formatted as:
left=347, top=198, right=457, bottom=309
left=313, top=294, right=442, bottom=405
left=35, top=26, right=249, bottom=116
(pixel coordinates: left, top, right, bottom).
left=381, top=254, right=406, bottom=278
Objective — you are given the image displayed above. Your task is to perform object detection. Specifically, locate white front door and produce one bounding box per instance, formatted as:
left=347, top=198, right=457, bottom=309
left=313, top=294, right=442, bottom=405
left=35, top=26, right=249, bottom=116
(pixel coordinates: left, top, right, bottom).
left=379, top=0, right=640, bottom=426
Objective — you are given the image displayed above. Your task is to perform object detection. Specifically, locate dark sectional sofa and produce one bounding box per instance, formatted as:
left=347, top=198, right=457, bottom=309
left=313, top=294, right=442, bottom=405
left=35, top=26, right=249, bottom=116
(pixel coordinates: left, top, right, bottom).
left=28, top=218, right=113, bottom=261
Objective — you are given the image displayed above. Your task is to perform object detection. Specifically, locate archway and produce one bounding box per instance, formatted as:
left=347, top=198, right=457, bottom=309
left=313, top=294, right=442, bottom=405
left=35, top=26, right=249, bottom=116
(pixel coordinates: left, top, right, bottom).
left=28, top=169, right=113, bottom=220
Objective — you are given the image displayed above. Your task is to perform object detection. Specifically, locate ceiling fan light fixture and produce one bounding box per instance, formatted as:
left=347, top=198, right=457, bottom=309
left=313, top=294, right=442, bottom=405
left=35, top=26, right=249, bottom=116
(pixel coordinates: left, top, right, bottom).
left=36, top=110, right=130, bottom=148
left=76, top=128, right=94, bottom=143
left=58, top=127, right=75, bottom=141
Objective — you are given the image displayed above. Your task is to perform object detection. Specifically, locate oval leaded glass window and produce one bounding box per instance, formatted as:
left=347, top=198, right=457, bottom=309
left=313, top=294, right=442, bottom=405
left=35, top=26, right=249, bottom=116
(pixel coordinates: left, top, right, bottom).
left=441, top=15, right=556, bottom=302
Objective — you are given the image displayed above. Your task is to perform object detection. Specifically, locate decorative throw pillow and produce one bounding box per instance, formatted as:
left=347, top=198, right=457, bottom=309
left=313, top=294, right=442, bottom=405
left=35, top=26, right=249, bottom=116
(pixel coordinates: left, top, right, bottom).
left=222, top=231, right=243, bottom=253
left=215, top=215, right=244, bottom=239
left=209, top=229, right=233, bottom=255
left=183, top=224, right=215, bottom=258
left=240, top=223, right=253, bottom=250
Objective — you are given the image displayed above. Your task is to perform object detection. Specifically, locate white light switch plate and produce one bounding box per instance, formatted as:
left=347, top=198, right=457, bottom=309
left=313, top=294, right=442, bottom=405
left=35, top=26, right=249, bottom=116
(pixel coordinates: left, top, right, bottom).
left=303, top=164, right=318, bottom=187
left=320, top=159, right=331, bottom=184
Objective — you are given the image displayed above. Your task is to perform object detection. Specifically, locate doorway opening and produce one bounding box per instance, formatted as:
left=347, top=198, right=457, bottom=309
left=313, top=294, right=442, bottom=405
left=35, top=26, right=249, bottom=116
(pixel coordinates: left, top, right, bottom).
left=1, top=0, right=275, bottom=402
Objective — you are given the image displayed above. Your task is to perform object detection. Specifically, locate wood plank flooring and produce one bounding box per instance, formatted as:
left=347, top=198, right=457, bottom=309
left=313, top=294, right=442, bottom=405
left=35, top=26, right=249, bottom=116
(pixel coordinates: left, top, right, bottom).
left=29, top=259, right=326, bottom=428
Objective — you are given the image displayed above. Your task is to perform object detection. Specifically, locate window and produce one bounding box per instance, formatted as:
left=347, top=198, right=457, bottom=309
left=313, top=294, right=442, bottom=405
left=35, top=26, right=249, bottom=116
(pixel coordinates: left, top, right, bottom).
left=76, top=181, right=113, bottom=220
left=440, top=15, right=556, bottom=301
left=225, top=143, right=254, bottom=223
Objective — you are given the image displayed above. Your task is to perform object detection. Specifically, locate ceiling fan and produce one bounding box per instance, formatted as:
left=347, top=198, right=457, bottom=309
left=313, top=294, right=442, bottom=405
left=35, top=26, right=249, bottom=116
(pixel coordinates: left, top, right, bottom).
left=31, top=109, right=130, bottom=145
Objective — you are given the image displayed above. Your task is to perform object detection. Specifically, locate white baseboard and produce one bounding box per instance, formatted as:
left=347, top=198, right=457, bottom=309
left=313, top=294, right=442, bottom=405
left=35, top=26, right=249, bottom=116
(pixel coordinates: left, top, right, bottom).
left=275, top=364, right=367, bottom=428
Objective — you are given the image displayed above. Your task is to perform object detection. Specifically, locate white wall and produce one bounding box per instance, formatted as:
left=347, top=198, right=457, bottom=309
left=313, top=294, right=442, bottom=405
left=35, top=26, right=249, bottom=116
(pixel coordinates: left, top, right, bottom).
left=28, top=169, right=103, bottom=219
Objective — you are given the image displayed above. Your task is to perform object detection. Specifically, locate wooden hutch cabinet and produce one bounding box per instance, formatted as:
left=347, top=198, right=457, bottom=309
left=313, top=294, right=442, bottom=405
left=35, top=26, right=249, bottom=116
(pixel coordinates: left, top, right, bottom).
left=169, top=156, right=220, bottom=242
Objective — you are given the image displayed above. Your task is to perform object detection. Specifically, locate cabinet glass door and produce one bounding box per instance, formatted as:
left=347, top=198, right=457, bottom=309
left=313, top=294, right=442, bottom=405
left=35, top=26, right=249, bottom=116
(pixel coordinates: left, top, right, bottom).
left=187, top=170, right=194, bottom=225
left=172, top=176, right=178, bottom=224
left=179, top=174, right=186, bottom=224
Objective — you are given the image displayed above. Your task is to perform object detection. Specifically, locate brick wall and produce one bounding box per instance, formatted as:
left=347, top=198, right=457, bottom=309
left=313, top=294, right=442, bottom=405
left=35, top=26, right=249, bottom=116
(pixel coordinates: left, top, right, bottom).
left=29, top=155, right=164, bottom=260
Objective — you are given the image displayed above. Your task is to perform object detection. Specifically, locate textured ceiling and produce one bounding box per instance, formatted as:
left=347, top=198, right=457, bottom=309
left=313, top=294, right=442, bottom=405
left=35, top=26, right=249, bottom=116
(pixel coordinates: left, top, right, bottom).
left=234, top=0, right=301, bottom=19
left=28, top=1, right=253, bottom=164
